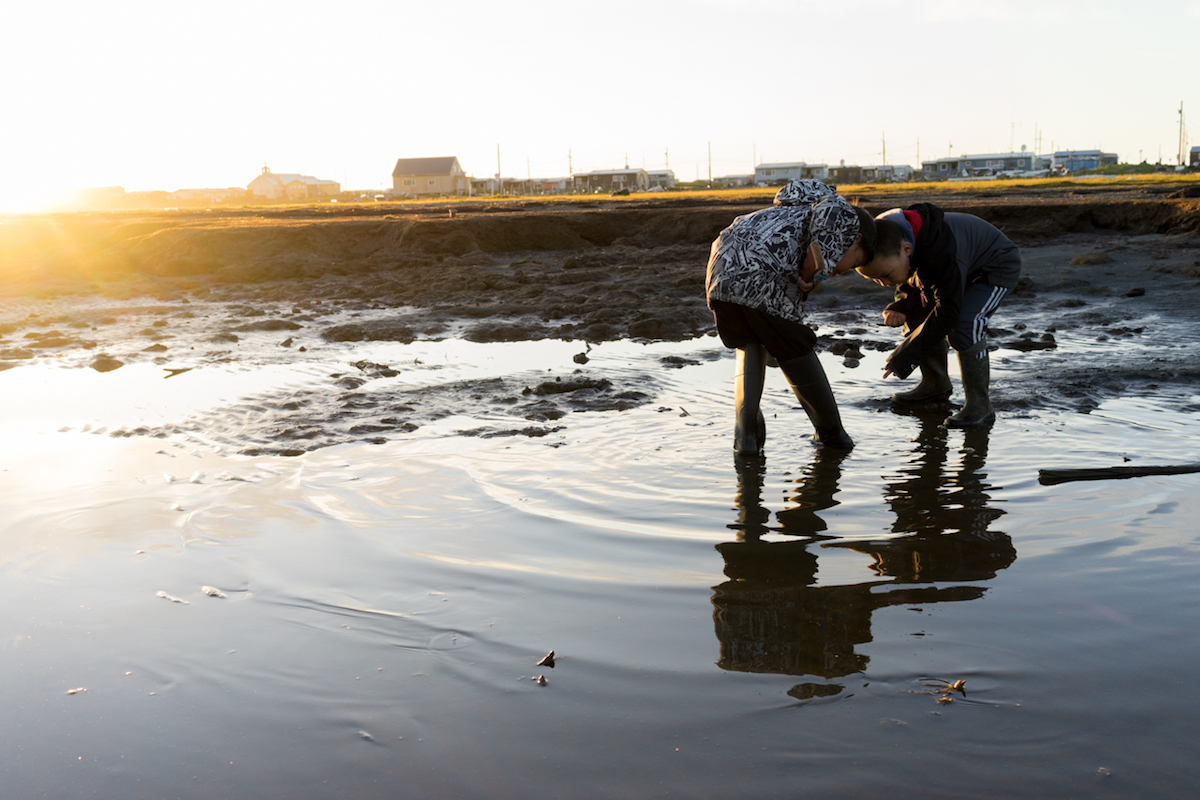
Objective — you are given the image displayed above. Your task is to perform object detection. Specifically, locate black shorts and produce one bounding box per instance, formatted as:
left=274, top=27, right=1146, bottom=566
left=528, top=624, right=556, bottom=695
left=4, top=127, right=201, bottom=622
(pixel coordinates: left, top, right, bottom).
left=709, top=300, right=817, bottom=362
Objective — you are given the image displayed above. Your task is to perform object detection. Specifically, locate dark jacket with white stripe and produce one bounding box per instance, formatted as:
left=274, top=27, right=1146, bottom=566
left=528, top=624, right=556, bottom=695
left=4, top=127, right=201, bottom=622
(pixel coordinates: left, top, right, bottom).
left=885, top=205, right=1021, bottom=378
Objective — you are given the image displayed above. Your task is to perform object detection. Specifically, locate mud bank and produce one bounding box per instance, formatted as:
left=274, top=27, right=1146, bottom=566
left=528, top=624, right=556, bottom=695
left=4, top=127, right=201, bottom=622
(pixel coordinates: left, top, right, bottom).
left=2, top=189, right=1199, bottom=434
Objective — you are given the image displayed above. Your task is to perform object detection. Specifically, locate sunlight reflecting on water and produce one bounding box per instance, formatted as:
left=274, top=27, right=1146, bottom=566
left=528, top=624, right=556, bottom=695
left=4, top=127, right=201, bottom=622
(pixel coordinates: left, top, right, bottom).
left=3, top=334, right=1200, bottom=797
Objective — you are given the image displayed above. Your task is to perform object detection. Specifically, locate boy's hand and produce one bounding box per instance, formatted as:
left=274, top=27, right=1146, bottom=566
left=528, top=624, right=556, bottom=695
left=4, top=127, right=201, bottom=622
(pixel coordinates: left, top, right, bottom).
left=882, top=310, right=906, bottom=327
left=798, top=242, right=825, bottom=293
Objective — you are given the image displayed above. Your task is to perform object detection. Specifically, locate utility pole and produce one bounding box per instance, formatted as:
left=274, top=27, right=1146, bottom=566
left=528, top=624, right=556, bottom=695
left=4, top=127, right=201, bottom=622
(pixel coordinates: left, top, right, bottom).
left=568, top=149, right=572, bottom=178
left=496, top=144, right=502, bottom=196
left=753, top=144, right=756, bottom=170
left=916, top=137, right=920, bottom=168
left=1178, top=102, right=1186, bottom=166
left=881, top=132, right=887, bottom=166
left=665, top=147, right=669, bottom=169
left=707, top=142, right=712, bottom=182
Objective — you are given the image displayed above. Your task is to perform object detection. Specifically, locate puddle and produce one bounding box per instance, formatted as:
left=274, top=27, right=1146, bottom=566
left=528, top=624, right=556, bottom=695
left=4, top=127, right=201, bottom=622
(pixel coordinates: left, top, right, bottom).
left=2, top=322, right=1200, bottom=797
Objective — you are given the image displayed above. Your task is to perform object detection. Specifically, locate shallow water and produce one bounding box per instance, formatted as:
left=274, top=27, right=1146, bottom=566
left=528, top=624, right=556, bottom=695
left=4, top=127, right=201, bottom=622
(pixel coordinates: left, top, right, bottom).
left=3, top=329, right=1200, bottom=798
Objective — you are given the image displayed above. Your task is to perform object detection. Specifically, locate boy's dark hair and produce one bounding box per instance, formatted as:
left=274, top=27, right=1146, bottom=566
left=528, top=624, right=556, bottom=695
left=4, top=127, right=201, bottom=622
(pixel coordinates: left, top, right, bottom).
left=852, top=205, right=877, bottom=262
left=873, top=218, right=907, bottom=259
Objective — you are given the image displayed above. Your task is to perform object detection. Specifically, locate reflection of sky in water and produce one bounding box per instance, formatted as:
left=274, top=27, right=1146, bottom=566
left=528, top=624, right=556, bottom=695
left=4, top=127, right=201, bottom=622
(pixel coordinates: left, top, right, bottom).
left=3, top=336, right=1200, bottom=796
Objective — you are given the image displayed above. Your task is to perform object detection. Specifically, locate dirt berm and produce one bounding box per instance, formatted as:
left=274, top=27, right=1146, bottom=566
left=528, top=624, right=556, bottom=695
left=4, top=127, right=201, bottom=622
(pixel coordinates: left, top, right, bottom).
left=2, top=184, right=1198, bottom=346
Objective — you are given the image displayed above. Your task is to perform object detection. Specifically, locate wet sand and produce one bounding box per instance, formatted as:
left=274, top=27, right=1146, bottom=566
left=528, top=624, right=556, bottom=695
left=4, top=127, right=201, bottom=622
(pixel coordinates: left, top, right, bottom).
left=2, top=188, right=1200, bottom=797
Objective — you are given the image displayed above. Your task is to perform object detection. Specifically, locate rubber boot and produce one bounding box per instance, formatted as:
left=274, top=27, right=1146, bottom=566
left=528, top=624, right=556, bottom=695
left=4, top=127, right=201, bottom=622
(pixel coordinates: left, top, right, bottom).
left=892, top=338, right=952, bottom=404
left=778, top=352, right=854, bottom=449
left=734, top=345, right=768, bottom=454
left=946, top=339, right=995, bottom=427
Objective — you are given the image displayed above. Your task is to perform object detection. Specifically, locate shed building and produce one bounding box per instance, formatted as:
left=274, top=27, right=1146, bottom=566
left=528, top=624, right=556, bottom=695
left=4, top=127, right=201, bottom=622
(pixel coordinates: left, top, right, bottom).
left=572, top=168, right=649, bottom=193
left=1051, top=150, right=1118, bottom=173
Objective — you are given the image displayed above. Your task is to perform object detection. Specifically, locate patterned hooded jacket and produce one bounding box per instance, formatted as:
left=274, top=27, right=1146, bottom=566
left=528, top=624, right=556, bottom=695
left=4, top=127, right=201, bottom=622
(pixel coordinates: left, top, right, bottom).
left=705, top=179, right=861, bottom=324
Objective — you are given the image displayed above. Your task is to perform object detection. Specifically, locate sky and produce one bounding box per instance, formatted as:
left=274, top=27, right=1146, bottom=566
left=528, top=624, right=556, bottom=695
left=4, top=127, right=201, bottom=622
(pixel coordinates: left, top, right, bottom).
left=1, top=0, right=1198, bottom=212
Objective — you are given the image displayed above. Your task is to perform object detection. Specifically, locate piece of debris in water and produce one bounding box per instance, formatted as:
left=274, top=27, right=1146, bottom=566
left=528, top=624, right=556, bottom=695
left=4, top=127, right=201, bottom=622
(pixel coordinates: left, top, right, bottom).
left=535, top=674, right=547, bottom=686
left=358, top=730, right=374, bottom=741
left=923, top=677, right=967, bottom=696
left=537, top=650, right=556, bottom=668
left=201, top=585, right=227, bottom=598
left=156, top=591, right=190, bottom=604
left=66, top=687, right=87, bottom=695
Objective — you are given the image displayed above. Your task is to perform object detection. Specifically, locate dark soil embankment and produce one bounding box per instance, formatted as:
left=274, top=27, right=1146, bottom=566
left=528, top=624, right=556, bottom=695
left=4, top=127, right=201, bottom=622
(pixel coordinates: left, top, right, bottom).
left=2, top=188, right=1198, bottom=351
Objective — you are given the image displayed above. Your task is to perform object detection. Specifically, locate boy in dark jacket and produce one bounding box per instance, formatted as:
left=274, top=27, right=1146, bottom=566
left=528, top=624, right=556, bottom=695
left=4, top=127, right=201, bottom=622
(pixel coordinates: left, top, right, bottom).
left=706, top=179, right=876, bottom=453
left=854, top=204, right=1021, bottom=426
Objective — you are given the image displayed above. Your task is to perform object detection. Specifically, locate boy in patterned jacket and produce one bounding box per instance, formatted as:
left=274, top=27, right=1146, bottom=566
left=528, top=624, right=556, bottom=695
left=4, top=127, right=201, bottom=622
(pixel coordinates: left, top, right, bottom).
left=706, top=179, right=876, bottom=453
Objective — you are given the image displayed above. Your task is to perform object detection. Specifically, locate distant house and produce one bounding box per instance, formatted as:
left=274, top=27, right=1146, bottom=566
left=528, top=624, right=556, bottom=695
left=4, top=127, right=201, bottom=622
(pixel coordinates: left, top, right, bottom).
left=391, top=156, right=470, bottom=196
left=1189, top=146, right=1199, bottom=168
left=572, top=168, right=649, bottom=193
left=1051, top=150, right=1118, bottom=173
left=753, top=162, right=829, bottom=185
left=827, top=163, right=913, bottom=184
left=172, top=187, right=244, bottom=203
left=248, top=167, right=340, bottom=200
left=714, top=174, right=752, bottom=187
left=828, top=163, right=864, bottom=184
left=861, top=164, right=914, bottom=182
left=530, top=177, right=571, bottom=194
left=922, top=151, right=1050, bottom=179
left=647, top=169, right=676, bottom=190
left=469, top=176, right=526, bottom=195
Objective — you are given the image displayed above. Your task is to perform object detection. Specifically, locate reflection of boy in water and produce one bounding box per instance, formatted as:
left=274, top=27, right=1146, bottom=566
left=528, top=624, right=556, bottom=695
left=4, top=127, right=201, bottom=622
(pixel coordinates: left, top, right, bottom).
left=855, top=205, right=1021, bottom=427
left=713, top=425, right=1015, bottom=680
left=705, top=180, right=876, bottom=454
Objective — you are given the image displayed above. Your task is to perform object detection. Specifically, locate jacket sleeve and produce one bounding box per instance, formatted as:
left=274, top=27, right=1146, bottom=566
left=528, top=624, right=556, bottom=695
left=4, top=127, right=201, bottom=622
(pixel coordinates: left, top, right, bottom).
left=885, top=262, right=962, bottom=378
left=885, top=283, right=923, bottom=317
left=806, top=196, right=859, bottom=279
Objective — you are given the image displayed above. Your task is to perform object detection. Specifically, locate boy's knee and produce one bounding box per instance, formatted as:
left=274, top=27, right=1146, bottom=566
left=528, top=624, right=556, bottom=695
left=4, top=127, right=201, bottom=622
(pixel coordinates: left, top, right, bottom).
left=948, top=331, right=978, bottom=352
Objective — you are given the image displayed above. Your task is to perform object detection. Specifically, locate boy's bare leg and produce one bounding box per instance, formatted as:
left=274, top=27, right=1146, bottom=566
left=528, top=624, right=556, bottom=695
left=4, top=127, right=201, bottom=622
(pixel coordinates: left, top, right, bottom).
left=734, top=345, right=768, bottom=454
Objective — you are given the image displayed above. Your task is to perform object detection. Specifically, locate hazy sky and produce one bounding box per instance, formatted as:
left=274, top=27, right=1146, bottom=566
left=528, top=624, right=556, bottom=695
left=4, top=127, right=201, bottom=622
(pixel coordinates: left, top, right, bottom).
left=1, top=0, right=1197, bottom=211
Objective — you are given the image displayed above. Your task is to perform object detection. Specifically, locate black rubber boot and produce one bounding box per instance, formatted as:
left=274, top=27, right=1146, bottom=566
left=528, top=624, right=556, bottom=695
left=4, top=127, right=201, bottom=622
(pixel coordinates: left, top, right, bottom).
left=947, top=339, right=995, bottom=427
left=734, top=345, right=768, bottom=454
left=778, top=352, right=854, bottom=449
left=892, top=337, right=952, bottom=404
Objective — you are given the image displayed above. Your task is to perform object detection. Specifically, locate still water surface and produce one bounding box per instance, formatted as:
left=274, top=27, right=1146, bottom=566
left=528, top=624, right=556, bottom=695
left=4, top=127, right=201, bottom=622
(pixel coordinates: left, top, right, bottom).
left=2, top=336, right=1199, bottom=798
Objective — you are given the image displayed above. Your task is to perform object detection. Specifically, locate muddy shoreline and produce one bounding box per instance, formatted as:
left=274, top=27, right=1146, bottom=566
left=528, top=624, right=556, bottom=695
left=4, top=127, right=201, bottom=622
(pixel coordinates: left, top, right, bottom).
left=3, top=186, right=1199, bottom=452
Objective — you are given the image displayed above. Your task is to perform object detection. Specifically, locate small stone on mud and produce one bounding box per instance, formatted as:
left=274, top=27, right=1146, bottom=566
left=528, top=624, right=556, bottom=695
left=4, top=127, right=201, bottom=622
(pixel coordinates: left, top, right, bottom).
left=156, top=590, right=189, bottom=604
left=573, top=352, right=589, bottom=364
left=537, top=650, right=556, bottom=668
left=1125, top=287, right=1145, bottom=297
left=90, top=356, right=124, bottom=373
left=1069, top=251, right=1114, bottom=265
left=535, top=674, right=547, bottom=686
left=201, top=585, right=227, bottom=598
